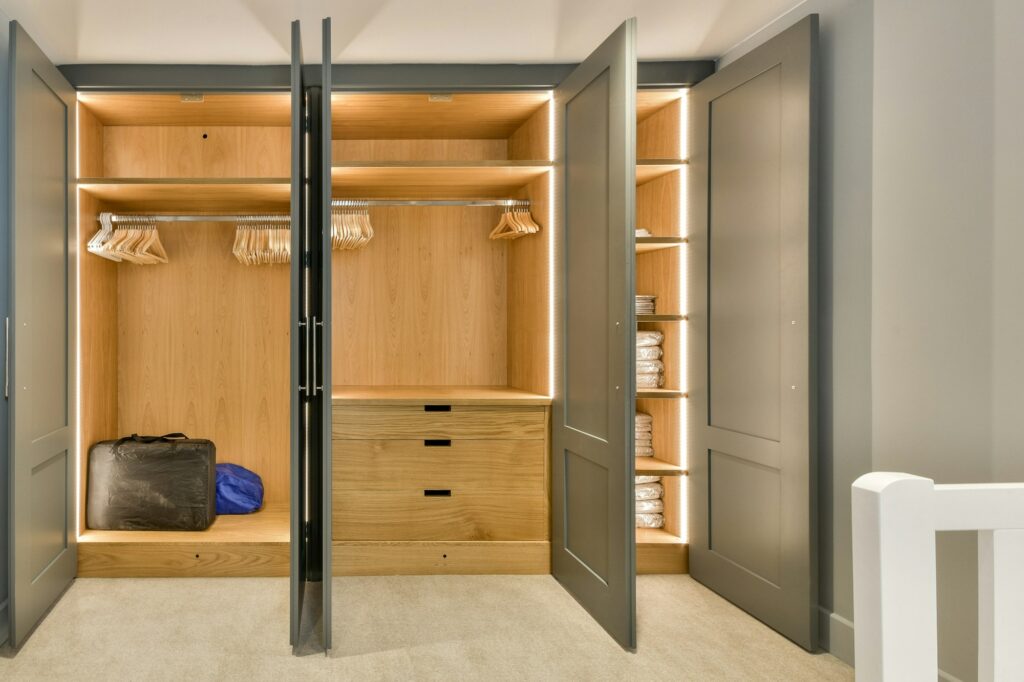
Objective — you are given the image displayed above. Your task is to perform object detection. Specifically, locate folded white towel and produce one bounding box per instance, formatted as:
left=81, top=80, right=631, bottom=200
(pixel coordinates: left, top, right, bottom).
left=635, top=438, right=653, bottom=448
left=636, top=373, right=664, bottom=388
left=636, top=331, right=664, bottom=347
left=636, top=359, right=665, bottom=374
left=635, top=446, right=655, bottom=457
left=635, top=475, right=661, bottom=484
left=636, top=499, right=665, bottom=514
left=635, top=482, right=664, bottom=500
left=636, top=346, right=663, bottom=361
left=636, top=513, right=665, bottom=529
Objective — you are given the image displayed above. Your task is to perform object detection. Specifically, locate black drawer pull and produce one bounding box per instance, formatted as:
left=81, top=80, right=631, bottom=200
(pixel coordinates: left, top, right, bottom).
left=424, top=404, right=451, bottom=412
left=424, top=439, right=451, bottom=447
left=424, top=489, right=452, bottom=497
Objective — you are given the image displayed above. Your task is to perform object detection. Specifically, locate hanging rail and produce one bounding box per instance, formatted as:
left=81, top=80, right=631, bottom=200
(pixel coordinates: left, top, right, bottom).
left=100, top=199, right=530, bottom=223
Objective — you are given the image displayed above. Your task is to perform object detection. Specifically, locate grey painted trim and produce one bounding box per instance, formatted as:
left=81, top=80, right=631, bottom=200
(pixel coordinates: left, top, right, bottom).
left=319, top=16, right=333, bottom=655
left=287, top=19, right=302, bottom=650
left=0, top=13, right=10, bottom=650
left=819, top=607, right=854, bottom=664
left=58, top=61, right=714, bottom=92
left=0, top=600, right=8, bottom=647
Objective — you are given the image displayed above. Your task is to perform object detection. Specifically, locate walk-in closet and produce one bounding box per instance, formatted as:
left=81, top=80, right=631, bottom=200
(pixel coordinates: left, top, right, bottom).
left=3, top=13, right=818, bottom=656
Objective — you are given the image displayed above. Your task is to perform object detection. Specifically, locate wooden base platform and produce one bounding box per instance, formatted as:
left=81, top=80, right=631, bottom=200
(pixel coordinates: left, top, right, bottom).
left=637, top=529, right=688, bottom=574
left=77, top=505, right=289, bottom=577
left=333, top=541, right=550, bottom=576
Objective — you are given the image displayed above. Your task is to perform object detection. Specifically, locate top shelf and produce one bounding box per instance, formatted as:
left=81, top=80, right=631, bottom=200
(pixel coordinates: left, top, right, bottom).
left=79, top=93, right=292, bottom=127
left=332, top=385, right=552, bottom=406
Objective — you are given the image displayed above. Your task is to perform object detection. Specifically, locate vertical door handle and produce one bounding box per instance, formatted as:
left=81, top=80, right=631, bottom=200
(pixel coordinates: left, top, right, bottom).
left=4, top=317, right=8, bottom=399
left=310, top=315, right=320, bottom=397
left=313, top=316, right=324, bottom=396
left=298, top=319, right=310, bottom=397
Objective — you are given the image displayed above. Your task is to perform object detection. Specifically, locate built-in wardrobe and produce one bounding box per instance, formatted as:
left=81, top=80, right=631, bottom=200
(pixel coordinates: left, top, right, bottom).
left=4, top=14, right=819, bottom=656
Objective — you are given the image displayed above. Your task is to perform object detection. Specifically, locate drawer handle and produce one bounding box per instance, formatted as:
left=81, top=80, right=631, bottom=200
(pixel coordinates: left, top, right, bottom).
left=424, top=439, right=452, bottom=447
left=424, top=405, right=451, bottom=412
left=424, top=489, right=452, bottom=497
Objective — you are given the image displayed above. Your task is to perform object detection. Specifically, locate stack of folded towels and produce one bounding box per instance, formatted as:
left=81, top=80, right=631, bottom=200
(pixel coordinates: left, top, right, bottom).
left=636, top=294, right=656, bottom=315
left=636, top=330, right=665, bottom=388
left=635, top=412, right=654, bottom=457
left=635, top=476, right=665, bottom=529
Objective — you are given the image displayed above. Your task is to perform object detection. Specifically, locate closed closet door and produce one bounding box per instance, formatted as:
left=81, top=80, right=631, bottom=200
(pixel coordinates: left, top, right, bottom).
left=687, top=15, right=819, bottom=650
left=290, top=17, right=333, bottom=655
left=6, top=21, right=77, bottom=647
left=552, top=18, right=637, bottom=649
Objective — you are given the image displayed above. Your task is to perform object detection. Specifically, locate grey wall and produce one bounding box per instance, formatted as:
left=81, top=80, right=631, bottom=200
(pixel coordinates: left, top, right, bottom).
left=721, top=0, right=874, bottom=665
left=725, top=1, right=1024, bottom=680
left=0, top=10, right=11, bottom=649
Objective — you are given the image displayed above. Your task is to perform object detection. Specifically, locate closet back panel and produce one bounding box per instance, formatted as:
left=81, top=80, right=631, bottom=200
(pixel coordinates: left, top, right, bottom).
left=333, top=139, right=507, bottom=162
left=102, top=126, right=290, bottom=178
left=332, top=206, right=507, bottom=386
left=116, top=223, right=291, bottom=504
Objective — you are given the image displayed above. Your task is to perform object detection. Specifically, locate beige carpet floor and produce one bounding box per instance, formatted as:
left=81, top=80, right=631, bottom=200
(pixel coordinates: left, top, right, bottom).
left=0, top=575, right=852, bottom=680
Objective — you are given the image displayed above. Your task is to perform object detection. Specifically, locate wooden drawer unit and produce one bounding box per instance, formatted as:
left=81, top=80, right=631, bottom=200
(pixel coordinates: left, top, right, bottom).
left=333, top=439, right=547, bottom=541
left=333, top=404, right=546, bottom=440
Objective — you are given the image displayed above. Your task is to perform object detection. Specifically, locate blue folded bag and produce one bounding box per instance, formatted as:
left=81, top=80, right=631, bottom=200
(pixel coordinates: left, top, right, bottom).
left=215, top=463, right=264, bottom=514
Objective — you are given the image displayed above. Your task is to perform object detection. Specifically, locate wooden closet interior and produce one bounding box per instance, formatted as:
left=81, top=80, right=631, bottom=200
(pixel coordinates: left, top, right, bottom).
left=73, top=87, right=688, bottom=577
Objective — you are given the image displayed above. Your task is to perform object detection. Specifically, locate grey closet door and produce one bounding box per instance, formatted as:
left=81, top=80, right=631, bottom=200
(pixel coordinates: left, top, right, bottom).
left=687, top=15, right=819, bottom=650
left=552, top=18, right=637, bottom=650
left=289, top=17, right=333, bottom=656
left=289, top=17, right=305, bottom=651
left=6, top=21, right=77, bottom=648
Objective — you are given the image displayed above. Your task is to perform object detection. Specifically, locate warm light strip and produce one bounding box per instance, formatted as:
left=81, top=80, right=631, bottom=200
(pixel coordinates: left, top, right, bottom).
left=678, top=88, right=689, bottom=542
left=74, top=97, right=82, bottom=538
left=547, top=93, right=556, bottom=396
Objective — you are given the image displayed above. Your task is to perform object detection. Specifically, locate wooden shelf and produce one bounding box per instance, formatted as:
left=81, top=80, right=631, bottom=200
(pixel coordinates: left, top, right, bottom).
left=332, top=92, right=550, bottom=139
left=636, top=457, right=686, bottom=476
left=637, top=388, right=686, bottom=399
left=637, top=314, right=686, bottom=322
left=331, top=163, right=551, bottom=199
left=637, top=160, right=686, bottom=185
left=78, top=93, right=292, bottom=126
left=332, top=385, right=552, bottom=406
left=77, top=504, right=289, bottom=577
left=77, top=178, right=290, bottom=211
left=636, top=236, right=687, bottom=253
left=636, top=528, right=688, bottom=574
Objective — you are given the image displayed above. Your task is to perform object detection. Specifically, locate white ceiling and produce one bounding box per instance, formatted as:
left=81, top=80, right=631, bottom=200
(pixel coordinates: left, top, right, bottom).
left=0, top=0, right=807, bottom=65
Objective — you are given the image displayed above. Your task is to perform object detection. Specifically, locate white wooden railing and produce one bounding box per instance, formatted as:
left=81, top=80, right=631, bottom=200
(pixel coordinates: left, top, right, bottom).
left=852, top=472, right=1024, bottom=681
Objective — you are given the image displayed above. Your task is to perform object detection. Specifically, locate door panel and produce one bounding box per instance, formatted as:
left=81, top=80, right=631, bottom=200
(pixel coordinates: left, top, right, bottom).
left=318, top=16, right=333, bottom=653
left=688, top=15, right=818, bottom=650
left=7, top=21, right=77, bottom=647
left=552, top=18, right=637, bottom=650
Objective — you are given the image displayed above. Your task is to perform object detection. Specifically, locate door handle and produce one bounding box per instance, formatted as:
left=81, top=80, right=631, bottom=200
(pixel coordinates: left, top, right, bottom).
left=312, top=316, right=324, bottom=397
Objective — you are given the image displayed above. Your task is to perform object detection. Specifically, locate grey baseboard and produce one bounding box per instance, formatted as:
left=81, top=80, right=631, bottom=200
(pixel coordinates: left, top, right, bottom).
left=0, top=599, right=8, bottom=648
left=819, top=606, right=855, bottom=665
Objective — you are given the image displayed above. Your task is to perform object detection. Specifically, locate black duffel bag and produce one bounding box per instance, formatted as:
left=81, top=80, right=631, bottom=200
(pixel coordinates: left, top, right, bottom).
left=87, top=433, right=217, bottom=531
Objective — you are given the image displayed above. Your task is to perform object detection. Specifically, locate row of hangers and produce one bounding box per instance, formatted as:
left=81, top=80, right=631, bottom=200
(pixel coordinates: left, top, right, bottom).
left=89, top=200, right=541, bottom=266
left=88, top=214, right=169, bottom=264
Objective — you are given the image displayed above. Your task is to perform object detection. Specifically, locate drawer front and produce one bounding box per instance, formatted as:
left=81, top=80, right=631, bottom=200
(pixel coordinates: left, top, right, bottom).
left=332, top=405, right=547, bottom=440
left=332, top=439, right=547, bottom=541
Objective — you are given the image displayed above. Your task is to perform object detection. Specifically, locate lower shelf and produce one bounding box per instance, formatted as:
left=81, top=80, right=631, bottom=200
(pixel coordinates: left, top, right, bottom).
left=636, top=529, right=688, bottom=574
left=332, top=540, right=550, bottom=576
left=77, top=504, right=289, bottom=578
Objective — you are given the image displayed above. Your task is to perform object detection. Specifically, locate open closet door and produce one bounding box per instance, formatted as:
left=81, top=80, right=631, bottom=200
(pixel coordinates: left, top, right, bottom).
left=687, top=15, right=819, bottom=650
left=552, top=19, right=637, bottom=649
left=289, top=17, right=333, bottom=655
left=6, top=21, right=77, bottom=647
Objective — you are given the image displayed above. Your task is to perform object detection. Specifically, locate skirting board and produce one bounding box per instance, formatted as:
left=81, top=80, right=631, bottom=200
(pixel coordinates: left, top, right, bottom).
left=77, top=542, right=289, bottom=577
left=333, top=541, right=550, bottom=576
left=637, top=542, right=689, bottom=574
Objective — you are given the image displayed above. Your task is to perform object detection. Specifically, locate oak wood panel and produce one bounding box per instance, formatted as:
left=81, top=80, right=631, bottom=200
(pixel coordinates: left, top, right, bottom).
left=333, top=405, right=546, bottom=440
left=637, top=247, right=681, bottom=317
left=507, top=174, right=552, bottom=396
left=638, top=97, right=682, bottom=160
left=332, top=92, right=549, bottom=139
left=635, top=457, right=685, bottom=476
left=331, top=385, right=550, bottom=405
left=103, top=126, right=290, bottom=178
left=116, top=222, right=290, bottom=504
left=331, top=164, right=550, bottom=199
left=332, top=206, right=507, bottom=386
left=636, top=530, right=688, bottom=574
left=332, top=139, right=507, bottom=162
left=333, top=439, right=547, bottom=486
left=78, top=190, right=118, bottom=535
left=76, top=505, right=289, bottom=577
left=636, top=170, right=681, bottom=238
left=78, top=181, right=290, bottom=212
left=508, top=100, right=551, bottom=161
left=79, top=93, right=292, bottom=126
left=638, top=89, right=683, bottom=122
left=636, top=397, right=684, bottom=538
left=78, top=102, right=105, bottom=177
left=332, top=540, right=550, bottom=575
left=636, top=237, right=687, bottom=254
